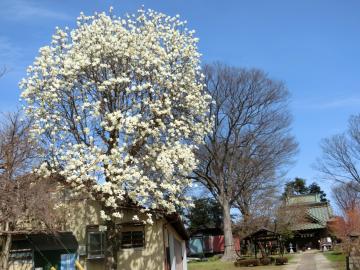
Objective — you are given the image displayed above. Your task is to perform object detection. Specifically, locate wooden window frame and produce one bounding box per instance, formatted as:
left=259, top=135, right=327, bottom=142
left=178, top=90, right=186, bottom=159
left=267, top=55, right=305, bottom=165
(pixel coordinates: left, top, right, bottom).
left=119, top=224, right=145, bottom=249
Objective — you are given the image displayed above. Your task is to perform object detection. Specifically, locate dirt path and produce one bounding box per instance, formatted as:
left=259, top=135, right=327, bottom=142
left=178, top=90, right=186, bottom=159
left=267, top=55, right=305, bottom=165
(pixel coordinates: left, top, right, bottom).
left=284, top=251, right=336, bottom=270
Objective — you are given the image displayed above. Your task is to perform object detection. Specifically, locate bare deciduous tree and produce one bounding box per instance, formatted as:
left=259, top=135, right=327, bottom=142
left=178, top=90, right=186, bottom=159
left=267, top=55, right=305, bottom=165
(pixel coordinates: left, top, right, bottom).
left=0, top=112, right=38, bottom=179
left=273, top=202, right=307, bottom=240
left=332, top=181, right=360, bottom=213
left=318, top=115, right=360, bottom=187
left=193, top=63, right=297, bottom=260
left=235, top=184, right=279, bottom=238
left=0, top=112, right=59, bottom=269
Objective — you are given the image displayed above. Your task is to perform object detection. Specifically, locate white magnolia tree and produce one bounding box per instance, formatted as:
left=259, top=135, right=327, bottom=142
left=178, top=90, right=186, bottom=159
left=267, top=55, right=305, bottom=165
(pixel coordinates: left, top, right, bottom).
left=20, top=8, right=211, bottom=268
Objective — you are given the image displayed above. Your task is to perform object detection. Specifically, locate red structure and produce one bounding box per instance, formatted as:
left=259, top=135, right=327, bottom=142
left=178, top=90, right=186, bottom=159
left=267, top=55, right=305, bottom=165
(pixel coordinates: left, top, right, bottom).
left=212, top=235, right=224, bottom=253
left=188, top=228, right=240, bottom=256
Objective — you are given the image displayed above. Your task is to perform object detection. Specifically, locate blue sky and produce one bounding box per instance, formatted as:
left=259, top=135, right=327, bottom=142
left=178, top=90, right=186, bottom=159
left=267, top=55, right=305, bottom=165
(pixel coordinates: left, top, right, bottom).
left=1, top=0, right=360, bottom=200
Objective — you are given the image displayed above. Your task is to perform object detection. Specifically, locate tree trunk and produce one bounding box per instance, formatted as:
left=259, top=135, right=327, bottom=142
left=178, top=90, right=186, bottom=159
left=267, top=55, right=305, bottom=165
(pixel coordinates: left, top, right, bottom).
left=105, top=245, right=118, bottom=270
left=221, top=198, right=234, bottom=261
left=105, top=220, right=119, bottom=270
left=241, top=210, right=252, bottom=235
left=0, top=234, right=12, bottom=270
left=258, top=242, right=266, bottom=258
left=242, top=213, right=252, bottom=256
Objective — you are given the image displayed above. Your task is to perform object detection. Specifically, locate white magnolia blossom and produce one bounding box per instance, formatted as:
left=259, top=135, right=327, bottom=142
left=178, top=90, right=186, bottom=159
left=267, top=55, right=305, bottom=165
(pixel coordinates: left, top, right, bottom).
left=20, top=8, right=211, bottom=223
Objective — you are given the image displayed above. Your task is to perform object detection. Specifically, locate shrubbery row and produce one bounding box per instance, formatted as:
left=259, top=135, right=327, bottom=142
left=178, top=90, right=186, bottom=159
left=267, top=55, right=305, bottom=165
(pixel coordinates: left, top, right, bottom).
left=234, top=256, right=288, bottom=267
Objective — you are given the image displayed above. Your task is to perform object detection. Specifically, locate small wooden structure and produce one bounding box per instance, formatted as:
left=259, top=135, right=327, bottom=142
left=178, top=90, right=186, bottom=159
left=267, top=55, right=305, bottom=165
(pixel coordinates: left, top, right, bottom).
left=242, top=228, right=283, bottom=258
left=0, top=230, right=78, bottom=270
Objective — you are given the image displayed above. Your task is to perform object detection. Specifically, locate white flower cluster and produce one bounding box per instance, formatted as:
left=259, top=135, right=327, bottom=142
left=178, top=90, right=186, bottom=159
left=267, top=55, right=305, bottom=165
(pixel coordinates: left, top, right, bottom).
left=20, top=8, right=212, bottom=224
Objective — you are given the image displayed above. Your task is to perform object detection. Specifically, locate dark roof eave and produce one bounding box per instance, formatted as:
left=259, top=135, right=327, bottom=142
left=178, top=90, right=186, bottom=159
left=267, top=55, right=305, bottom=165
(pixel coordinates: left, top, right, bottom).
left=165, top=213, right=189, bottom=240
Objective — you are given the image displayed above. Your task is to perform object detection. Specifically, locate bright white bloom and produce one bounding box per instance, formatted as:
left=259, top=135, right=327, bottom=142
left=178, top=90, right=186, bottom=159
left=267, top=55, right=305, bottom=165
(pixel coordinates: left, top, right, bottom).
left=100, top=210, right=111, bottom=221
left=146, top=213, right=154, bottom=225
left=112, top=212, right=123, bottom=219
left=20, top=8, right=212, bottom=223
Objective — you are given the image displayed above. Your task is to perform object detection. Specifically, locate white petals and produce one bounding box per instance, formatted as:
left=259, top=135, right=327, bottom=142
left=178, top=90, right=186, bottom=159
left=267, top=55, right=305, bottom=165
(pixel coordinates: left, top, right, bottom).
left=20, top=8, right=212, bottom=224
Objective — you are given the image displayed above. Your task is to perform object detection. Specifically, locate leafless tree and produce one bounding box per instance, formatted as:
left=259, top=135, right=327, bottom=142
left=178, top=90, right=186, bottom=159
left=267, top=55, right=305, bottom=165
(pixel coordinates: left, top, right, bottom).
left=273, top=202, right=307, bottom=240
left=235, top=184, right=279, bottom=237
left=235, top=181, right=279, bottom=231
left=0, top=112, right=39, bottom=179
left=0, top=112, right=60, bottom=269
left=332, top=181, right=360, bottom=214
left=193, top=63, right=298, bottom=260
left=318, top=115, right=360, bottom=187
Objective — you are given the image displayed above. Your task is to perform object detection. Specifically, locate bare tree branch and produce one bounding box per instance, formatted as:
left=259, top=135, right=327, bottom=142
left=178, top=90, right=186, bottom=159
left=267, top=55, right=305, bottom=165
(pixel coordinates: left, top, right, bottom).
left=194, top=63, right=298, bottom=259
left=0, top=111, right=61, bottom=268
left=317, top=115, right=360, bottom=187
left=332, top=181, right=360, bottom=213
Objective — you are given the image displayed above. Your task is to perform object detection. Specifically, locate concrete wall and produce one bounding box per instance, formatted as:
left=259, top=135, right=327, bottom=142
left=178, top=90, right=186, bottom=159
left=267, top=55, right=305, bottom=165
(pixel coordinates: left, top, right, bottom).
left=165, top=223, right=187, bottom=270
left=8, top=199, right=186, bottom=270
left=8, top=261, right=32, bottom=270
left=64, top=199, right=102, bottom=243
left=64, top=200, right=168, bottom=270
left=64, top=199, right=105, bottom=270
left=117, top=219, right=165, bottom=270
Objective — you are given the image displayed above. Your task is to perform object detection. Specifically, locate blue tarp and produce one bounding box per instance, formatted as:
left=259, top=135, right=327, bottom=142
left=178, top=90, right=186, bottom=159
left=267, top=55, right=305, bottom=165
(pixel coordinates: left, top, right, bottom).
left=189, top=237, right=203, bottom=255
left=60, top=253, right=76, bottom=270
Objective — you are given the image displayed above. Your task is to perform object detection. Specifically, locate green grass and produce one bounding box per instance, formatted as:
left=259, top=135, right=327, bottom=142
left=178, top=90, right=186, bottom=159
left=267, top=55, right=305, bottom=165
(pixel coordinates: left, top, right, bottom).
left=188, top=255, right=294, bottom=270
left=323, top=251, right=346, bottom=270
left=188, top=260, right=287, bottom=270
left=188, top=260, right=239, bottom=270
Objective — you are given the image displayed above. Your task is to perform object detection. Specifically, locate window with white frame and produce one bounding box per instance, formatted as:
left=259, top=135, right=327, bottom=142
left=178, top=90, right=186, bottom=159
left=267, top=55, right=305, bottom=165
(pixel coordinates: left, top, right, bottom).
left=86, top=226, right=106, bottom=259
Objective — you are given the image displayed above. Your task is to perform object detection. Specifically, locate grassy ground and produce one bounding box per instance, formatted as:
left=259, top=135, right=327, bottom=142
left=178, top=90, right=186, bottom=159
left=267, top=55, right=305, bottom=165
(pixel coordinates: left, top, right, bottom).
left=323, top=251, right=346, bottom=270
left=188, top=261, right=287, bottom=270
left=188, top=255, right=293, bottom=270
left=188, top=260, right=239, bottom=270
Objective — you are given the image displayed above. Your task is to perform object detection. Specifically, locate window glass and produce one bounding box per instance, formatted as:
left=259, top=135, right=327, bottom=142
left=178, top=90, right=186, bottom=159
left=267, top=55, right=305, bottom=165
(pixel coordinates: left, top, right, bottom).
left=87, top=230, right=106, bottom=258
left=121, top=230, right=144, bottom=249
left=132, top=231, right=144, bottom=247
left=121, top=232, right=133, bottom=248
